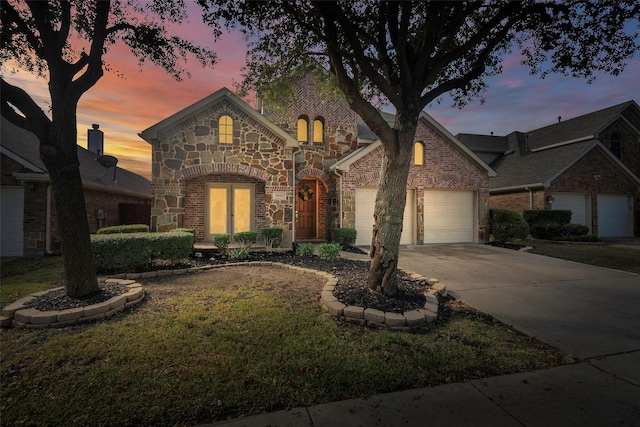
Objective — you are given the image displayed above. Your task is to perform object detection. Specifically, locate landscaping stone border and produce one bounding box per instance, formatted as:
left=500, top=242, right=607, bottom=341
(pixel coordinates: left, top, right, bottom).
left=1, top=279, right=145, bottom=329
left=0, top=261, right=445, bottom=330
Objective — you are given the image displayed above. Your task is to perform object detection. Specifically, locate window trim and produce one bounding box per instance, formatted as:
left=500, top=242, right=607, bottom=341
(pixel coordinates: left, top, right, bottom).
left=219, top=115, right=233, bottom=144
left=610, top=133, right=621, bottom=159
left=313, top=117, right=324, bottom=144
left=297, top=116, right=309, bottom=144
left=414, top=141, right=425, bottom=166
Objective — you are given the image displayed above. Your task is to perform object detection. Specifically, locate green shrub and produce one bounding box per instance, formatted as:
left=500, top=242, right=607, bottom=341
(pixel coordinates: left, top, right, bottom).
left=91, top=231, right=192, bottom=272
left=295, top=243, right=316, bottom=257
left=529, top=222, right=563, bottom=240
left=563, top=223, right=589, bottom=237
left=213, top=234, right=231, bottom=256
left=96, top=224, right=149, bottom=234
left=233, top=231, right=258, bottom=247
left=229, top=247, right=250, bottom=260
left=317, top=243, right=341, bottom=261
left=523, top=210, right=572, bottom=226
left=170, top=228, right=195, bottom=247
left=261, top=227, right=283, bottom=252
left=489, top=209, right=530, bottom=242
left=332, top=228, right=357, bottom=249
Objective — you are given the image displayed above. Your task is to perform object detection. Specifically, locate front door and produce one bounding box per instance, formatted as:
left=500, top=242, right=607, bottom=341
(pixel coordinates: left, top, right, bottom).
left=206, top=184, right=253, bottom=240
left=296, top=180, right=317, bottom=239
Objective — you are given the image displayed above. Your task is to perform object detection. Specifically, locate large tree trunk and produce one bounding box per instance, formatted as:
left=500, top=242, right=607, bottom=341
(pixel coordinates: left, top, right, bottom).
left=42, top=114, right=98, bottom=298
left=367, top=120, right=416, bottom=297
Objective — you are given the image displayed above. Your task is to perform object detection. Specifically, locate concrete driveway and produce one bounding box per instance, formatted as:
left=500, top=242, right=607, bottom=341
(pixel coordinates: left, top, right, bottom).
left=398, top=244, right=640, bottom=360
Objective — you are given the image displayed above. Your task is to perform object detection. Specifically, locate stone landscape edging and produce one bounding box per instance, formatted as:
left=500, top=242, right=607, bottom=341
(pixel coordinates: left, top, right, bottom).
left=0, top=261, right=445, bottom=330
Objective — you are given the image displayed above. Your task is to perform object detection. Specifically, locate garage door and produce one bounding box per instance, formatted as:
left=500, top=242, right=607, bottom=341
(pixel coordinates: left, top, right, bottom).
left=597, top=195, right=632, bottom=237
left=355, top=188, right=414, bottom=246
left=424, top=190, right=475, bottom=244
left=0, top=187, right=25, bottom=257
left=553, top=194, right=589, bottom=226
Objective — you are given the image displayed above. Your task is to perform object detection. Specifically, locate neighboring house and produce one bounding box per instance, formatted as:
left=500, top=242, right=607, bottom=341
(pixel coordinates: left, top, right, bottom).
left=457, top=100, right=640, bottom=237
left=1, top=117, right=152, bottom=257
left=139, top=75, right=494, bottom=248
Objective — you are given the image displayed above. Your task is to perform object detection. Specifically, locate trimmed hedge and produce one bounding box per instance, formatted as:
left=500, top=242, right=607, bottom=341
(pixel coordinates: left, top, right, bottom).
left=261, top=227, right=283, bottom=252
left=524, top=209, right=592, bottom=240
left=233, top=231, right=258, bottom=247
left=318, top=243, right=341, bottom=261
left=96, top=224, right=149, bottom=234
left=213, top=234, right=231, bottom=255
left=332, top=228, right=357, bottom=249
left=91, top=231, right=193, bottom=272
left=489, top=209, right=530, bottom=243
left=523, top=210, right=572, bottom=226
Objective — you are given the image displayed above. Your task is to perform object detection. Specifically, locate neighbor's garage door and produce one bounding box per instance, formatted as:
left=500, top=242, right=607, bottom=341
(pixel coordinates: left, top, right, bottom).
left=355, top=188, right=414, bottom=246
left=553, top=193, right=589, bottom=227
left=597, top=194, right=632, bottom=237
left=424, top=190, right=475, bottom=244
left=0, top=186, right=24, bottom=257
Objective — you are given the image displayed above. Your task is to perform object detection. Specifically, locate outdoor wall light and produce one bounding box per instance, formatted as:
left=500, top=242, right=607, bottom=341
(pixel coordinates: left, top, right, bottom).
left=546, top=195, right=555, bottom=204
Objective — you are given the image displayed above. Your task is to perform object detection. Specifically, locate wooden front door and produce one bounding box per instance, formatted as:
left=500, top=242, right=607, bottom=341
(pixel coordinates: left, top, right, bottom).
left=296, top=180, right=316, bottom=239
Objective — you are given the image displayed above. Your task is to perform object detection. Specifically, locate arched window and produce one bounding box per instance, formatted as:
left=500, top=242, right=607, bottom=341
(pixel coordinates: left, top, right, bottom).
left=610, top=133, right=621, bottom=159
left=414, top=142, right=424, bottom=165
left=297, top=116, right=308, bottom=143
left=313, top=118, right=324, bottom=144
left=219, top=115, right=233, bottom=144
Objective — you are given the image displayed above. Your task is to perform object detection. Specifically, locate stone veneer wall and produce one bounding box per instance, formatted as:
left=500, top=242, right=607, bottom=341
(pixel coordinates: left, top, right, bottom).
left=339, top=119, right=491, bottom=244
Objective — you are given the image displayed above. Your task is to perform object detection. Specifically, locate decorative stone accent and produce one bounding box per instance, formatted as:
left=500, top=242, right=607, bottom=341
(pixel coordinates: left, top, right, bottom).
left=1, top=280, right=145, bottom=329
left=319, top=267, right=441, bottom=330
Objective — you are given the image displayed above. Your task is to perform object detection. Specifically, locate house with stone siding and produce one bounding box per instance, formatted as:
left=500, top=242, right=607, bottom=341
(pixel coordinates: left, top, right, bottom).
left=139, top=75, right=495, bottom=248
left=1, top=117, right=151, bottom=257
left=457, top=101, right=640, bottom=237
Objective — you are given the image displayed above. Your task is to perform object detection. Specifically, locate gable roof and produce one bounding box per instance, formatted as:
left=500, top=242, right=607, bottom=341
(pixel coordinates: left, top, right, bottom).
left=488, top=132, right=640, bottom=191
left=1, top=116, right=151, bottom=198
left=455, top=133, right=509, bottom=154
left=525, top=100, right=639, bottom=150
left=334, top=111, right=496, bottom=176
left=139, top=87, right=298, bottom=148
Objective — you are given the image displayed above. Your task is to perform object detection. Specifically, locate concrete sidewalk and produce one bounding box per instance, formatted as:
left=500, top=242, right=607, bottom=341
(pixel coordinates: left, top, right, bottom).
left=203, top=351, right=640, bottom=427
left=201, top=244, right=640, bottom=426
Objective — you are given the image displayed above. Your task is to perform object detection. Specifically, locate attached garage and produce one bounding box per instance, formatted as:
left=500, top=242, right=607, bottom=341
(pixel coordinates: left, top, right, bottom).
left=0, top=186, right=24, bottom=257
left=355, top=188, right=414, bottom=246
left=424, top=190, right=475, bottom=244
left=597, top=194, right=633, bottom=237
left=553, top=194, right=590, bottom=227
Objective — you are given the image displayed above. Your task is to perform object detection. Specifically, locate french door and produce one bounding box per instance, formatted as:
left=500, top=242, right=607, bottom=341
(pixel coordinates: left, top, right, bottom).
left=206, top=184, right=254, bottom=240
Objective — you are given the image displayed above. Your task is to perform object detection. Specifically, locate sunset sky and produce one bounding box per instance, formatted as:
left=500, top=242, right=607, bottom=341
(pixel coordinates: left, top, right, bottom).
left=3, top=2, right=639, bottom=180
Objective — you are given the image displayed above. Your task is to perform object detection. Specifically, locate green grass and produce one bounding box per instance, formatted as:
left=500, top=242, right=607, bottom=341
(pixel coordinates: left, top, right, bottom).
left=0, top=257, right=570, bottom=427
left=518, top=241, right=640, bottom=274
left=1, top=256, right=66, bottom=305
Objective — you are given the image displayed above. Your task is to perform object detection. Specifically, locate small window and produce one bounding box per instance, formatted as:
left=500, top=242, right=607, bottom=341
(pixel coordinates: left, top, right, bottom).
left=297, top=116, right=308, bottom=143
left=219, top=115, right=233, bottom=144
left=313, top=118, right=324, bottom=144
left=414, top=142, right=424, bottom=165
left=610, top=133, right=621, bottom=159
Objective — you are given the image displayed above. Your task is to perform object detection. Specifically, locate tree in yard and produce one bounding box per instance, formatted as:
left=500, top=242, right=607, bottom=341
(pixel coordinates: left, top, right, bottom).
left=1, top=0, right=217, bottom=297
left=200, top=0, right=639, bottom=296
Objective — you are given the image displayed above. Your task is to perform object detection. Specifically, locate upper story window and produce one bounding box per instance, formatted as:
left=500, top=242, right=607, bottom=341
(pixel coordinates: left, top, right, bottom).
left=297, top=116, right=309, bottom=143
left=313, top=118, right=324, bottom=144
left=414, top=142, right=424, bottom=165
left=219, top=115, right=233, bottom=144
left=610, top=133, right=621, bottom=159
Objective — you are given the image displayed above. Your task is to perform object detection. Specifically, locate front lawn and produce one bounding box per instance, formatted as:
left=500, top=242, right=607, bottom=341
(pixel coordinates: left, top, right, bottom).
left=0, top=257, right=570, bottom=426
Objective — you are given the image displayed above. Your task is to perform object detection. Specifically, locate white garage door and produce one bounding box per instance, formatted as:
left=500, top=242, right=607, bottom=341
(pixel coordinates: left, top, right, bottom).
left=355, top=188, right=414, bottom=246
left=553, top=194, right=589, bottom=226
left=1, top=187, right=25, bottom=257
left=597, top=195, right=632, bottom=237
left=424, top=190, right=475, bottom=244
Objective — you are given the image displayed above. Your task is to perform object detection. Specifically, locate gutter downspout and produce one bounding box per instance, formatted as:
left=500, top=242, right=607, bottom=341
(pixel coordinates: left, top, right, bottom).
left=45, top=185, right=53, bottom=254
left=333, top=168, right=343, bottom=228
left=524, top=186, right=533, bottom=210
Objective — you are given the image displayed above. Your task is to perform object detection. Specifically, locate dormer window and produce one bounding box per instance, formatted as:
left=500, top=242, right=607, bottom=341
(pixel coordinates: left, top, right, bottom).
left=414, top=142, right=424, bottom=165
left=610, top=133, right=621, bottom=159
left=297, top=116, right=309, bottom=143
left=219, top=115, right=233, bottom=144
left=313, top=118, right=324, bottom=144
